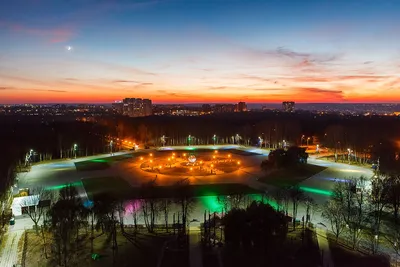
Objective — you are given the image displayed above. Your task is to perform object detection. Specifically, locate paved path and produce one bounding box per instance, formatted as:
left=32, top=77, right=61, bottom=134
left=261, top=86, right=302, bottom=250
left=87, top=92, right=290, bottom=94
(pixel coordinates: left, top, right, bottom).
left=316, top=227, right=334, bottom=267
left=0, top=229, right=24, bottom=266
left=189, top=227, right=203, bottom=267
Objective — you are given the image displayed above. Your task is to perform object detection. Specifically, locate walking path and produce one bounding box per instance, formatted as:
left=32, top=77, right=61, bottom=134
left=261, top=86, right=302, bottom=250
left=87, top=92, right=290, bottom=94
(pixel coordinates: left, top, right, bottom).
left=189, top=227, right=203, bottom=267
left=0, top=229, right=24, bottom=266
left=316, top=227, right=334, bottom=267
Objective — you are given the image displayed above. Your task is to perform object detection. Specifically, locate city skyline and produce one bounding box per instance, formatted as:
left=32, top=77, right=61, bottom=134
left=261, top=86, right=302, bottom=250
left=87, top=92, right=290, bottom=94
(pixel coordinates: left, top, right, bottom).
left=2, top=0, right=400, bottom=104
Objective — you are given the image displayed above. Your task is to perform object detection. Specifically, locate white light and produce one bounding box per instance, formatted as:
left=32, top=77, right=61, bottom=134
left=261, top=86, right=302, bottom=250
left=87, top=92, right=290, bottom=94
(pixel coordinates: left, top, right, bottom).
left=65, top=45, right=73, bottom=51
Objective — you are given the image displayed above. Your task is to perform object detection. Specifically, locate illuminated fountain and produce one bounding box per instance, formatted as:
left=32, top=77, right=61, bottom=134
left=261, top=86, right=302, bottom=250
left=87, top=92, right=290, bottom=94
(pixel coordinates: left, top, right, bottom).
left=187, top=155, right=197, bottom=165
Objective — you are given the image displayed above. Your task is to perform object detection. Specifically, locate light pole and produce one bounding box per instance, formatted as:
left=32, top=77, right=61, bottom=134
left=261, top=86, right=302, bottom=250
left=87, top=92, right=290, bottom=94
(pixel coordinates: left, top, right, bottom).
left=213, top=134, right=217, bottom=145
left=73, top=144, right=78, bottom=159
left=301, top=135, right=305, bottom=146
left=110, top=140, right=114, bottom=155
left=161, top=135, right=166, bottom=147
left=258, top=136, right=263, bottom=147
left=188, top=135, right=192, bottom=146
left=25, top=149, right=34, bottom=166
left=235, top=134, right=241, bottom=145
left=347, top=148, right=351, bottom=163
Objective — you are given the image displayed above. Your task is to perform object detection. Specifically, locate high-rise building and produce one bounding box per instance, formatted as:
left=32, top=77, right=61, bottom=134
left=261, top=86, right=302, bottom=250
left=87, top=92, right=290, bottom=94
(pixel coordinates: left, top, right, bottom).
left=237, top=102, right=247, bottom=112
left=282, top=101, right=295, bottom=112
left=121, top=98, right=152, bottom=117
left=112, top=101, right=123, bottom=114
left=143, top=99, right=153, bottom=116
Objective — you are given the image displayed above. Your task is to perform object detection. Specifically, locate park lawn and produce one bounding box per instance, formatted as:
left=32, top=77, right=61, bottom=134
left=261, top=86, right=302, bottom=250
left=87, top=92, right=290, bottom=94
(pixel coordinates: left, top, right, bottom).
left=259, top=164, right=326, bottom=187
left=22, top=228, right=170, bottom=267
left=82, top=176, right=261, bottom=200
left=328, top=239, right=390, bottom=267
left=75, top=152, right=147, bottom=171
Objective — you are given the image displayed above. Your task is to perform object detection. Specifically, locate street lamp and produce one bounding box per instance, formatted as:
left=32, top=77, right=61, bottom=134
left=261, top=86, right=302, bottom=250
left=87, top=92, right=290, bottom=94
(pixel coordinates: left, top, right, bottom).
left=301, top=135, right=305, bottom=146
left=188, top=135, right=192, bottom=146
left=110, top=140, right=114, bottom=155
left=161, top=135, right=166, bottom=147
left=73, top=144, right=78, bottom=159
left=213, top=134, right=217, bottom=145
left=306, top=137, right=310, bottom=146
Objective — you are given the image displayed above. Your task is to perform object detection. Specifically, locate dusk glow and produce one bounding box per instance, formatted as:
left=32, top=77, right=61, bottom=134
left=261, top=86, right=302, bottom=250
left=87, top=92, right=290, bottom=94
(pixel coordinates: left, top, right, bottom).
left=1, top=0, right=400, bottom=104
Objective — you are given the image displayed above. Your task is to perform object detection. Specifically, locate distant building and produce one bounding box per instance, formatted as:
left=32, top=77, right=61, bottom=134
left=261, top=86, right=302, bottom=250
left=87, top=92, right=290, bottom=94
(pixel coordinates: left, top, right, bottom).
left=121, top=98, right=152, bottom=117
left=112, top=101, right=123, bottom=114
left=202, top=104, right=212, bottom=113
left=143, top=99, right=153, bottom=116
left=282, top=101, right=295, bottom=112
left=237, top=102, right=247, bottom=112
left=214, top=104, right=235, bottom=113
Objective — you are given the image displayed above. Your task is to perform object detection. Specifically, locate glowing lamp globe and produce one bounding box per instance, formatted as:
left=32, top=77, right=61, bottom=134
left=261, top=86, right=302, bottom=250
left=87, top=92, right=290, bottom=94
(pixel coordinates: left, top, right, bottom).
left=188, top=155, right=197, bottom=163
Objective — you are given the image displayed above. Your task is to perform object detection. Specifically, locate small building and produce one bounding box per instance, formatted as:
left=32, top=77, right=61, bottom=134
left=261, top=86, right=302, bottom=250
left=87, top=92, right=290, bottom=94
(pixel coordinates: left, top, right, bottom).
left=11, top=195, right=39, bottom=216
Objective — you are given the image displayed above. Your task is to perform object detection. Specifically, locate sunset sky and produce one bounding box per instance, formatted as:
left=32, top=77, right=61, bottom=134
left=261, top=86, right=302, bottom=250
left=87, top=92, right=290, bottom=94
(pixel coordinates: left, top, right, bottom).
left=1, top=0, right=400, bottom=104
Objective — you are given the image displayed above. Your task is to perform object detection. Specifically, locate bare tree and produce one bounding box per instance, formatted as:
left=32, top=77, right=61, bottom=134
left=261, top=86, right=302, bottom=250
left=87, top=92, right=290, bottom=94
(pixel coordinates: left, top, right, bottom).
left=160, top=198, right=172, bottom=232
left=304, top=196, right=316, bottom=226
left=333, top=177, right=368, bottom=250
left=174, top=179, right=196, bottom=234
left=22, top=187, right=51, bottom=235
left=141, top=179, right=159, bottom=233
left=322, top=200, right=345, bottom=242
left=368, top=174, right=390, bottom=253
left=388, top=174, right=400, bottom=224
left=289, top=185, right=305, bottom=230
left=49, top=185, right=82, bottom=267
left=126, top=199, right=140, bottom=231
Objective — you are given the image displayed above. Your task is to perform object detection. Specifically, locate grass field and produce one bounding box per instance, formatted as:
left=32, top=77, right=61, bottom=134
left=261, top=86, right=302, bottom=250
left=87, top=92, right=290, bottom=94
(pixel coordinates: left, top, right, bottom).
left=82, top=176, right=261, bottom=200
left=258, top=164, right=326, bottom=187
left=75, top=152, right=148, bottom=171
left=328, top=239, right=390, bottom=267
left=22, top=228, right=170, bottom=267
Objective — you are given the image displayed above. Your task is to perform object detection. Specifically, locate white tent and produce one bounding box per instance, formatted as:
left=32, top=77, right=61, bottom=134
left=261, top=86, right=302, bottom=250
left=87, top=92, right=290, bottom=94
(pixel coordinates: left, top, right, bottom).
left=11, top=195, right=39, bottom=216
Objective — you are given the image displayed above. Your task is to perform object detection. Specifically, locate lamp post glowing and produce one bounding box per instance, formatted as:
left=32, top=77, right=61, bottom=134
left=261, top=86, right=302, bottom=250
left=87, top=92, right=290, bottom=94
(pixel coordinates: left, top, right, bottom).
left=213, top=134, right=217, bottom=145
left=301, top=135, right=305, bottom=146
left=73, top=144, right=78, bottom=159
left=110, top=140, right=114, bottom=155
left=161, top=135, right=166, bottom=146
left=188, top=135, right=192, bottom=146
left=306, top=137, right=310, bottom=146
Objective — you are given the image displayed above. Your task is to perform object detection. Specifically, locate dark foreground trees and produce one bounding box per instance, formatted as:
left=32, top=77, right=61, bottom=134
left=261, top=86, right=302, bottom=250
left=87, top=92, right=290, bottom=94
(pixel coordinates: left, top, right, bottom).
left=223, top=201, right=287, bottom=251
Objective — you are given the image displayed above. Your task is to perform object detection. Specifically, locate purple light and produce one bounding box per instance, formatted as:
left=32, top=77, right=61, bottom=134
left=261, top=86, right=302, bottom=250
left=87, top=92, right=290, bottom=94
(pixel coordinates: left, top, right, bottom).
left=125, top=200, right=141, bottom=216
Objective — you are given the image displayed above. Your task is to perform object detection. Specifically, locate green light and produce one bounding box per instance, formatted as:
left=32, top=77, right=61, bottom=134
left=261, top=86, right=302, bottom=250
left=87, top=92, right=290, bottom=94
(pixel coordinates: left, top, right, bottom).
left=200, top=196, right=224, bottom=213
left=250, top=194, right=279, bottom=210
left=90, top=159, right=107, bottom=163
left=187, top=147, right=195, bottom=150
left=46, top=181, right=83, bottom=191
left=299, top=186, right=333, bottom=196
